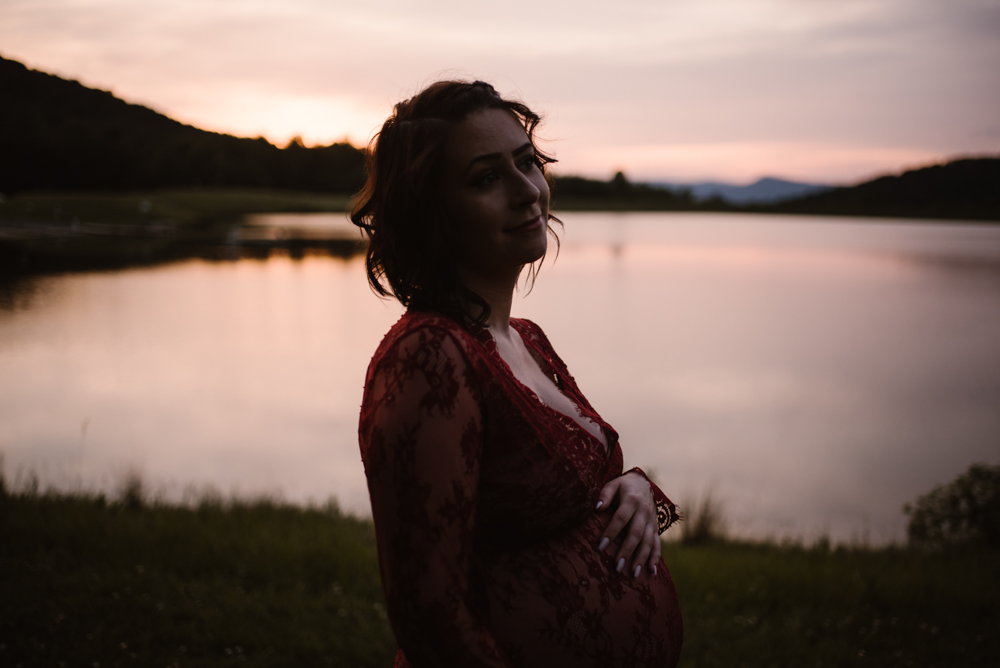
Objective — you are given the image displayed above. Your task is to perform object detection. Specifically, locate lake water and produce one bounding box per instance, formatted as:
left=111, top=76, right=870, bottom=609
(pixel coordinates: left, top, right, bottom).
left=2, top=212, right=999, bottom=544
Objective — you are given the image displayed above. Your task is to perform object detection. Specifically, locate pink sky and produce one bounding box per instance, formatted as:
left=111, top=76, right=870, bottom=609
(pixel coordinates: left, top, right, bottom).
left=2, top=0, right=997, bottom=184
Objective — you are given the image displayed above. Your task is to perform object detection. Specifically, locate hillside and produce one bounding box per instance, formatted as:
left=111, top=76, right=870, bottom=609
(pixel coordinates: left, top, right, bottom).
left=0, top=56, right=365, bottom=194
left=767, top=158, right=1000, bottom=221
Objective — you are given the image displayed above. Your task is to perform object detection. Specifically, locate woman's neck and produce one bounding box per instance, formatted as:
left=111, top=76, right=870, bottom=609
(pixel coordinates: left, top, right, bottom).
left=458, top=271, right=517, bottom=335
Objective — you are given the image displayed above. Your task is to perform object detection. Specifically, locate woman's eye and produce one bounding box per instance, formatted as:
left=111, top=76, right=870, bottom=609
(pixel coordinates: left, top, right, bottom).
left=520, top=155, right=540, bottom=171
left=474, top=172, right=499, bottom=186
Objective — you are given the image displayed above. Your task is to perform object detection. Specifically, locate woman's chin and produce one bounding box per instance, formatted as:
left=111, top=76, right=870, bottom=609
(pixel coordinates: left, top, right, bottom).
left=520, top=234, right=548, bottom=266
left=459, top=231, right=548, bottom=285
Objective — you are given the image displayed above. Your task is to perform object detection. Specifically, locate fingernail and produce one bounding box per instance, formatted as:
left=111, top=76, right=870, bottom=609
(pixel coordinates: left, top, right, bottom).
left=598, top=537, right=610, bottom=551
left=616, top=557, right=625, bottom=573
left=595, top=500, right=603, bottom=509
left=653, top=565, right=658, bottom=576
left=633, top=564, right=641, bottom=578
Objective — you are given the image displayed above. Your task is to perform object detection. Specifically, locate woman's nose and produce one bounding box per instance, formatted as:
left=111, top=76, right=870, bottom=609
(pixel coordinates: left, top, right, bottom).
left=510, top=170, right=541, bottom=207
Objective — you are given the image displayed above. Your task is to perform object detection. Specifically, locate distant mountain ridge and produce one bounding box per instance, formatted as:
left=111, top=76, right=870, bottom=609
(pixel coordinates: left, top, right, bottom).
left=0, top=55, right=365, bottom=194
left=655, top=178, right=832, bottom=204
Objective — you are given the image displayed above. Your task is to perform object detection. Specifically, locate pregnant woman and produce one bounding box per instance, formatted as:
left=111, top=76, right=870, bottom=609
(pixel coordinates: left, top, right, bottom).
left=353, top=80, right=682, bottom=667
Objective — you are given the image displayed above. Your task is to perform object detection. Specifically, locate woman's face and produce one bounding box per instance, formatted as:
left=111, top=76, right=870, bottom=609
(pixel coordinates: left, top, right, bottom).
left=441, top=107, right=550, bottom=287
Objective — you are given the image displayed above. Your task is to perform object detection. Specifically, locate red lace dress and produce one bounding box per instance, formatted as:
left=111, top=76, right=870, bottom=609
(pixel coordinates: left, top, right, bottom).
left=359, top=311, right=682, bottom=667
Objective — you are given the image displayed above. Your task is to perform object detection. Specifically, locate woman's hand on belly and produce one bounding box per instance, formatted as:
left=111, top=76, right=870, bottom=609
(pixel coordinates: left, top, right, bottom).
left=594, top=471, right=661, bottom=578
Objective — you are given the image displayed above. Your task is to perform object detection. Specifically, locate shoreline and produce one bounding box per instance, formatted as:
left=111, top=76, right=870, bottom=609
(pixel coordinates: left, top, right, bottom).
left=4, top=192, right=999, bottom=277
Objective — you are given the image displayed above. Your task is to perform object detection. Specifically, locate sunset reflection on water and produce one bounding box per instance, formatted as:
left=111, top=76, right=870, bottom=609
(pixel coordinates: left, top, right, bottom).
left=2, top=213, right=998, bottom=544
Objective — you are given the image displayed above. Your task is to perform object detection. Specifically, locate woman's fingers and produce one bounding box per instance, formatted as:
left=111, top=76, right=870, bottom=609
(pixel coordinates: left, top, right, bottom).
left=614, top=519, right=645, bottom=572
left=595, top=477, right=621, bottom=511
left=598, top=503, right=632, bottom=548
left=601, top=501, right=654, bottom=575
left=596, top=471, right=661, bottom=577
left=616, top=507, right=658, bottom=575
left=623, top=522, right=654, bottom=577
left=648, top=530, right=662, bottom=574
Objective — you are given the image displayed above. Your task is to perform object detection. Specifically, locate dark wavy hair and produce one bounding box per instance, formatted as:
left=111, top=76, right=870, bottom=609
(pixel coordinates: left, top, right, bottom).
left=350, top=80, right=559, bottom=326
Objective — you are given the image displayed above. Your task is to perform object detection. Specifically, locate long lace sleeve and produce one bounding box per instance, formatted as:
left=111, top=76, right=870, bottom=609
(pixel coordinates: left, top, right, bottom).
left=360, top=326, right=513, bottom=667
left=625, top=467, right=681, bottom=534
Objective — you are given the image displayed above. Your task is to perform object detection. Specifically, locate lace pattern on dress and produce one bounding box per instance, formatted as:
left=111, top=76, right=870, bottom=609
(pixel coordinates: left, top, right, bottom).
left=360, top=311, right=683, bottom=668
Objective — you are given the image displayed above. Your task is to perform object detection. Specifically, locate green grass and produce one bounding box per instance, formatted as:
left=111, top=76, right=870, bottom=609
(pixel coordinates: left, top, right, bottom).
left=2, top=490, right=997, bottom=667
left=663, top=540, right=998, bottom=667
left=0, top=492, right=395, bottom=668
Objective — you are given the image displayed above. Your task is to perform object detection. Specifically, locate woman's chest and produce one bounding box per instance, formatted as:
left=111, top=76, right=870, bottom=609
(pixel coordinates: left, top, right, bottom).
left=488, top=326, right=609, bottom=450
left=472, top=382, right=622, bottom=551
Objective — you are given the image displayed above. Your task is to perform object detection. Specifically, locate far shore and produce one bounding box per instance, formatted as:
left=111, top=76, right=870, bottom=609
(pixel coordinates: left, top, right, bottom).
left=2, top=188, right=998, bottom=276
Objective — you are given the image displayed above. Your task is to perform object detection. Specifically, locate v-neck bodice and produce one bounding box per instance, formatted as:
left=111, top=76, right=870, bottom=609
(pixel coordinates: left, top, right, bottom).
left=475, top=321, right=610, bottom=455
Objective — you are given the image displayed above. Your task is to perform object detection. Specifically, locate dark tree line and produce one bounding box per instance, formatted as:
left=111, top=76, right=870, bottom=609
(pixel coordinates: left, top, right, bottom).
left=552, top=171, right=704, bottom=210
left=0, top=56, right=366, bottom=194
left=763, top=158, right=1000, bottom=221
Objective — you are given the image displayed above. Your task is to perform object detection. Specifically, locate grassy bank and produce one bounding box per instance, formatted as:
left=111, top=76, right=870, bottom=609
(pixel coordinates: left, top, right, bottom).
left=2, top=491, right=997, bottom=667
left=1, top=492, right=395, bottom=668
left=663, top=541, right=998, bottom=667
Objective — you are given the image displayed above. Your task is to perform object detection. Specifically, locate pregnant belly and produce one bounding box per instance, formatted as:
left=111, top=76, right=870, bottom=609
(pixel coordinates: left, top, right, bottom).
left=477, top=512, right=683, bottom=668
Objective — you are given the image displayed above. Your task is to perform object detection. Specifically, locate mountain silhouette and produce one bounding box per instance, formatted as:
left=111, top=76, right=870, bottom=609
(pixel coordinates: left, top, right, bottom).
left=654, top=178, right=832, bottom=204
left=768, top=158, right=1000, bottom=221
left=0, top=55, right=365, bottom=194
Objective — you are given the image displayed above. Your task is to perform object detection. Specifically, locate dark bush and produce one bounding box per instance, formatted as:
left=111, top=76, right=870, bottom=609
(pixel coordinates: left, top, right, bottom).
left=904, top=463, right=1000, bottom=547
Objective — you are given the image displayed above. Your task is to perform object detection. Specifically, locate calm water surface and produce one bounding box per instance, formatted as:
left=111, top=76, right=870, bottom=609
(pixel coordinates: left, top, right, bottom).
left=2, top=212, right=999, bottom=543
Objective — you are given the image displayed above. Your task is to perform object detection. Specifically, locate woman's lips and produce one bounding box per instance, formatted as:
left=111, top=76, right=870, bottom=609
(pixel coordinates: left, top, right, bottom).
left=506, top=215, right=544, bottom=233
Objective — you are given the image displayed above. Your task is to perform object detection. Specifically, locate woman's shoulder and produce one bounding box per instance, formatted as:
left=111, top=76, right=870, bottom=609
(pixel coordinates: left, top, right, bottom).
left=387, top=310, right=479, bottom=342
left=510, top=318, right=569, bottom=370
left=510, top=317, right=544, bottom=340
left=511, top=317, right=554, bottom=352
left=371, top=310, right=485, bottom=368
